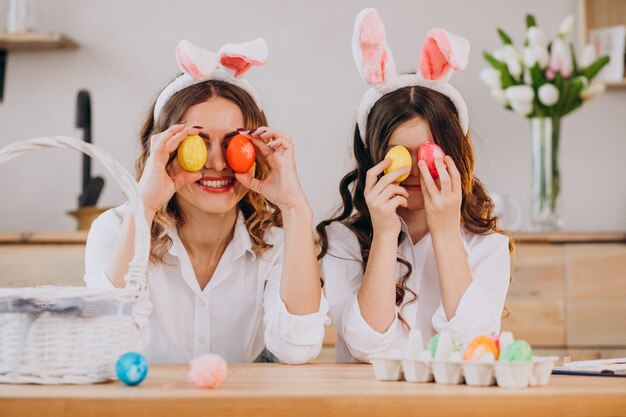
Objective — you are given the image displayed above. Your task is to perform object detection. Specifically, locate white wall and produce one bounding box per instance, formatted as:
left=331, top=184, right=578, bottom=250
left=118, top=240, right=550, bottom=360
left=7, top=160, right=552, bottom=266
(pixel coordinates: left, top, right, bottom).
left=0, top=0, right=624, bottom=232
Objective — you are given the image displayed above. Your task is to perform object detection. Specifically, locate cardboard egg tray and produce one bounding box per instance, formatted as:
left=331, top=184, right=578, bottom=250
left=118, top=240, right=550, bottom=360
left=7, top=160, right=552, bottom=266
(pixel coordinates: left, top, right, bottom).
left=371, top=355, right=558, bottom=388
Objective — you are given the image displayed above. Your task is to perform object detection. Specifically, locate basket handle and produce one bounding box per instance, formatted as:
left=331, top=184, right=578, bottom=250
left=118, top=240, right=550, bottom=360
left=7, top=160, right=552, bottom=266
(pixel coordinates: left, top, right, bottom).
left=0, top=136, right=150, bottom=295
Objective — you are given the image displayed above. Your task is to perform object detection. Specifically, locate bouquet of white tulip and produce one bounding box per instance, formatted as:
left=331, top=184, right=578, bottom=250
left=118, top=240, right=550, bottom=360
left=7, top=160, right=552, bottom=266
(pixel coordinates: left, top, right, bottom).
left=481, top=14, right=610, bottom=118
left=481, top=14, right=610, bottom=231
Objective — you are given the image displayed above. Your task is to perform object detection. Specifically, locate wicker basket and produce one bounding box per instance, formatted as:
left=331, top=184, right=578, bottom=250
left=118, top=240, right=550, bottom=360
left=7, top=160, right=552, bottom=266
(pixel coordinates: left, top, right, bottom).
left=0, top=136, right=151, bottom=384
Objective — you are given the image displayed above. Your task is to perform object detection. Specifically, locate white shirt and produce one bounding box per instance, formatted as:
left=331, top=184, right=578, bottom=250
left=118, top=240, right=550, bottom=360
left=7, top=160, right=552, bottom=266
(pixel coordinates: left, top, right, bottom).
left=84, top=204, right=329, bottom=364
left=321, top=220, right=510, bottom=363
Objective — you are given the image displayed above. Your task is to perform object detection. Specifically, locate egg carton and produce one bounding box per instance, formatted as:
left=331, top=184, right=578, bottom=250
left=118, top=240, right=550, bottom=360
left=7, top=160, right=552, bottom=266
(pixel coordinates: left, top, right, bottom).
left=371, top=355, right=558, bottom=388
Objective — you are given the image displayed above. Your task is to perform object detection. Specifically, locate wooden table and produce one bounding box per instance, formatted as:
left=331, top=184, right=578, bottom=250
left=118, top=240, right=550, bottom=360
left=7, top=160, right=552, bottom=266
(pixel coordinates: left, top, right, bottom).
left=1, top=363, right=626, bottom=417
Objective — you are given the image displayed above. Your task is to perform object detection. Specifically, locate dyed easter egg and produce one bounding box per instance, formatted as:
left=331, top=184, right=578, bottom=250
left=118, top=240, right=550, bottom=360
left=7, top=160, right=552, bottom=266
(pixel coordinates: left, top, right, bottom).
left=383, top=145, right=412, bottom=183
left=116, top=352, right=149, bottom=386
left=226, top=134, right=256, bottom=173
left=188, top=353, right=228, bottom=388
left=498, top=340, right=533, bottom=362
left=464, top=336, right=500, bottom=361
left=417, top=141, right=445, bottom=179
left=427, top=332, right=459, bottom=360
left=177, top=135, right=207, bottom=172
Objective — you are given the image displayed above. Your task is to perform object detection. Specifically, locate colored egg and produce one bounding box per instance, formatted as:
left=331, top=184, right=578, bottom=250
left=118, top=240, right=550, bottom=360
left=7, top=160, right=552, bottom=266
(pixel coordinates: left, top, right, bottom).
left=427, top=332, right=459, bottom=360
left=498, top=340, right=533, bottom=362
left=464, top=336, right=500, bottom=361
left=188, top=353, right=229, bottom=388
left=177, top=134, right=207, bottom=172
left=226, top=134, right=256, bottom=174
left=116, top=352, right=149, bottom=386
left=383, top=145, right=412, bottom=183
left=417, top=141, right=445, bottom=179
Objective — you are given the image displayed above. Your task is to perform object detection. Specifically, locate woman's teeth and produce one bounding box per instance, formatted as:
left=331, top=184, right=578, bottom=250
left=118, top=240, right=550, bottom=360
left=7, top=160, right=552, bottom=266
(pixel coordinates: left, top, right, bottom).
left=199, top=178, right=234, bottom=188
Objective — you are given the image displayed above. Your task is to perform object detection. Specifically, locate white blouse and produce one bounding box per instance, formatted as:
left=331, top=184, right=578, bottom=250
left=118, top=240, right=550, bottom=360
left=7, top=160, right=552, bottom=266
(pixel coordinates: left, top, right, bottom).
left=321, top=220, right=510, bottom=363
left=84, top=204, right=329, bottom=364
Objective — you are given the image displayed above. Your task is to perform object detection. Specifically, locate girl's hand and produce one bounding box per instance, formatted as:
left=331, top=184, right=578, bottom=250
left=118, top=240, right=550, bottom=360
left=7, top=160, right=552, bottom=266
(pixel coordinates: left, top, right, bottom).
left=364, top=159, right=410, bottom=237
left=418, top=155, right=462, bottom=236
left=138, top=123, right=203, bottom=215
left=234, top=127, right=308, bottom=211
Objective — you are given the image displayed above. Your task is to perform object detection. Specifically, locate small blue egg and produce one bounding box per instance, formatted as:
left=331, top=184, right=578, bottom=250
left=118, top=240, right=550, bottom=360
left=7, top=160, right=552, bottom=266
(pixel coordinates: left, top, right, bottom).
left=116, top=352, right=148, bottom=386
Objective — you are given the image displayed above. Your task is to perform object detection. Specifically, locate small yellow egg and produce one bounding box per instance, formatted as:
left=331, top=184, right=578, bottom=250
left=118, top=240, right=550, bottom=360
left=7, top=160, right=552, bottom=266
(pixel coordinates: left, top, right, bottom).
left=177, top=135, right=207, bottom=172
left=384, top=145, right=412, bottom=183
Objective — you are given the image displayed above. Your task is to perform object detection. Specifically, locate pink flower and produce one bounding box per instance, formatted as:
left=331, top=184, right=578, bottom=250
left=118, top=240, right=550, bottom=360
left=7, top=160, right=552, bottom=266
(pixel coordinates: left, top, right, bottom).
left=546, top=38, right=573, bottom=79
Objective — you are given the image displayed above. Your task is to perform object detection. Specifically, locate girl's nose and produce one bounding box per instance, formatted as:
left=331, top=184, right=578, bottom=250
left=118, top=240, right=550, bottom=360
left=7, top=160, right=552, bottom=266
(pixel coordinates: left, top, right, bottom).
left=205, top=143, right=227, bottom=171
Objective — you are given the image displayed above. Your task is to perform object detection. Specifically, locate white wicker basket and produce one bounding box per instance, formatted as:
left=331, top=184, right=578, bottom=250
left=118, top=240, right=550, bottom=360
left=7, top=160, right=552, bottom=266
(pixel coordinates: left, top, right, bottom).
left=0, top=136, right=151, bottom=384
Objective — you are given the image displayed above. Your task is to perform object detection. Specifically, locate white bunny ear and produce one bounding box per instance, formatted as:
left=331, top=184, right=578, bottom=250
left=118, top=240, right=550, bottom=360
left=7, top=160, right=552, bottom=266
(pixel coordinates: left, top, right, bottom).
left=218, top=38, right=268, bottom=77
left=175, top=40, right=219, bottom=80
left=352, top=8, right=396, bottom=86
left=418, top=29, right=470, bottom=82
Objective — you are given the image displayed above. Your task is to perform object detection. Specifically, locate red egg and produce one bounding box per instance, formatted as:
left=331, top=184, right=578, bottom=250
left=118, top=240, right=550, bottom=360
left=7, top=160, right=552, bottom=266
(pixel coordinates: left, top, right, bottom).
left=226, top=134, right=256, bottom=173
left=417, top=141, right=445, bottom=179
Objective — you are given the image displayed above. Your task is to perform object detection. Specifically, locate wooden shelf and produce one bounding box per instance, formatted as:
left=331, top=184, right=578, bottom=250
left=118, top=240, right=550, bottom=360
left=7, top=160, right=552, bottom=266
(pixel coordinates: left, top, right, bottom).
left=510, top=231, right=626, bottom=244
left=0, top=32, right=78, bottom=51
left=579, top=0, right=626, bottom=88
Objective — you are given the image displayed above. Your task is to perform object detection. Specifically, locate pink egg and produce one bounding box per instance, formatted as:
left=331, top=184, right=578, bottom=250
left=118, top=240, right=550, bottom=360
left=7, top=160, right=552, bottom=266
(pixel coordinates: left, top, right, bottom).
left=188, top=354, right=228, bottom=388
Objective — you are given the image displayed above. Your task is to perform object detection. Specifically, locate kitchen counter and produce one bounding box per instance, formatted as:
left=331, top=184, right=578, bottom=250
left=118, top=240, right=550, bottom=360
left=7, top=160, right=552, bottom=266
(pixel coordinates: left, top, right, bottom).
left=1, top=363, right=625, bottom=417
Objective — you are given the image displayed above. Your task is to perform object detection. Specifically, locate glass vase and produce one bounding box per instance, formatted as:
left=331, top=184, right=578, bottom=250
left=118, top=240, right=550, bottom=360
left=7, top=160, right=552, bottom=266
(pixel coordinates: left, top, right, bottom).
left=529, top=117, right=563, bottom=231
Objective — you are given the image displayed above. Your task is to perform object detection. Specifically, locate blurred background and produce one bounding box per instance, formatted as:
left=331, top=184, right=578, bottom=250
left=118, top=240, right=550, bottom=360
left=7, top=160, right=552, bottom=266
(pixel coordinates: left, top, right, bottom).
left=0, top=0, right=624, bottom=232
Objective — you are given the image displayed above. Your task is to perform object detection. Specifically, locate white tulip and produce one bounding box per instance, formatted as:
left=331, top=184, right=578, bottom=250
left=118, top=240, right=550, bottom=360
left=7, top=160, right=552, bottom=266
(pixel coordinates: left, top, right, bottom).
left=480, top=68, right=501, bottom=88
left=523, top=47, right=538, bottom=67
left=505, top=85, right=535, bottom=103
left=510, top=100, right=534, bottom=116
left=582, top=81, right=606, bottom=100
left=503, top=45, right=522, bottom=77
left=538, top=83, right=560, bottom=106
left=527, top=27, right=547, bottom=48
left=491, top=88, right=509, bottom=105
left=579, top=44, right=597, bottom=68
left=535, top=46, right=550, bottom=68
left=559, top=15, right=574, bottom=37
left=523, top=68, right=533, bottom=85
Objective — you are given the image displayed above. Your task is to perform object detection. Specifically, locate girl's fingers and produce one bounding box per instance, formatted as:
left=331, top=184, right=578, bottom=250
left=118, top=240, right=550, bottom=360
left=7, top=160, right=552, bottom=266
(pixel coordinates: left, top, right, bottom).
left=378, top=183, right=409, bottom=201
left=370, top=165, right=411, bottom=197
left=151, top=123, right=187, bottom=153
left=163, top=126, right=202, bottom=154
left=386, top=195, right=408, bottom=209
left=445, top=156, right=462, bottom=195
left=418, top=160, right=440, bottom=197
left=171, top=171, right=202, bottom=191
left=235, top=172, right=262, bottom=194
left=248, top=137, right=274, bottom=157
left=365, top=159, right=392, bottom=194
left=434, top=157, right=452, bottom=192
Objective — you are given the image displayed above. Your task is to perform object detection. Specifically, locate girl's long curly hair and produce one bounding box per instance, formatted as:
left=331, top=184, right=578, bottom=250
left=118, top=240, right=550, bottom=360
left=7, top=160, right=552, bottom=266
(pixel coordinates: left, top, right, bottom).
left=317, top=86, right=513, bottom=328
left=137, top=79, right=282, bottom=263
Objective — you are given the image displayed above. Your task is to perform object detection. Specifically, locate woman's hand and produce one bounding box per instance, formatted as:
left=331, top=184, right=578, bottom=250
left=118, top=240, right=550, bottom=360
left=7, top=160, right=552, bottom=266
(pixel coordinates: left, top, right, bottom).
left=364, top=159, right=410, bottom=238
left=138, top=123, right=203, bottom=215
left=418, top=155, right=462, bottom=236
left=234, top=127, right=309, bottom=211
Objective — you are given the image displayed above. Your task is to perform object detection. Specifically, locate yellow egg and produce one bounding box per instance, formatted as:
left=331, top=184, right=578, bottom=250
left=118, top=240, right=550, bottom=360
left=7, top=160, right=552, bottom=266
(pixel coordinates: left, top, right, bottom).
left=177, top=135, right=207, bottom=172
left=384, top=145, right=412, bottom=183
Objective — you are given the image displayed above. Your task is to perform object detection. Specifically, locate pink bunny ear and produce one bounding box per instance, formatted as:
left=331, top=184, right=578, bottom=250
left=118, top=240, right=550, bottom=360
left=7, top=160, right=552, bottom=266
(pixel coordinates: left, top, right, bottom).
left=352, top=8, right=396, bottom=86
left=418, top=29, right=470, bottom=81
left=175, top=40, right=219, bottom=80
left=218, top=39, right=268, bottom=77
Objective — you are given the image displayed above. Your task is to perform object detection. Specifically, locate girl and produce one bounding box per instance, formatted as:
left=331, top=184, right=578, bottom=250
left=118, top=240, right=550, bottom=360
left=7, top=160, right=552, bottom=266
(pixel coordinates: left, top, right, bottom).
left=317, top=9, right=511, bottom=362
left=85, top=38, right=328, bottom=364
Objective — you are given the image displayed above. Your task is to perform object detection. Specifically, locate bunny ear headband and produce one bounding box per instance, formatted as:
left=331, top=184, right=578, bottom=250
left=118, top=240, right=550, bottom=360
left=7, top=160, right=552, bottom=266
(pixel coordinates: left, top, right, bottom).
left=353, top=8, right=470, bottom=141
left=154, top=38, right=269, bottom=121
